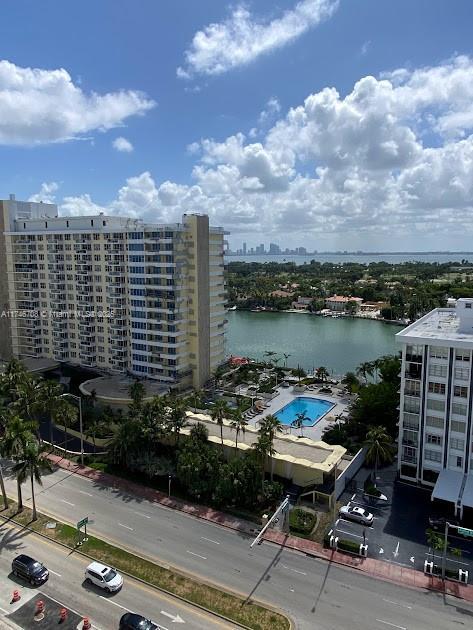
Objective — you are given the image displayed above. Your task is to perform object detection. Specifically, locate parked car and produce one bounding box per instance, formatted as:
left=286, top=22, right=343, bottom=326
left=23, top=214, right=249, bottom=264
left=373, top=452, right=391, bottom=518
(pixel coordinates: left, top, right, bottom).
left=339, top=505, right=374, bottom=526
left=118, top=613, right=159, bottom=630
left=11, top=554, right=49, bottom=585
left=85, top=561, right=123, bottom=592
left=281, top=381, right=290, bottom=388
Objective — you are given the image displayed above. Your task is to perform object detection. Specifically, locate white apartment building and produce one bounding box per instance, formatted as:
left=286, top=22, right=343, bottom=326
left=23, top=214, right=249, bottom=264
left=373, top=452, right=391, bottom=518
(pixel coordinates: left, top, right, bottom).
left=0, top=195, right=227, bottom=390
left=396, top=298, right=473, bottom=519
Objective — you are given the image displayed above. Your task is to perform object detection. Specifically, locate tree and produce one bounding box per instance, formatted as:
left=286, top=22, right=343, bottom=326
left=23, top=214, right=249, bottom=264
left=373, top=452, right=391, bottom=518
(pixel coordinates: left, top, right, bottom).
left=192, top=389, right=204, bottom=413
left=53, top=399, right=78, bottom=453
left=364, top=426, right=394, bottom=485
left=189, top=422, right=209, bottom=443
left=264, top=350, right=278, bottom=367
left=167, top=400, right=188, bottom=445
left=108, top=418, right=141, bottom=466
left=2, top=412, right=36, bottom=511
left=341, top=372, right=360, bottom=392
left=39, top=380, right=64, bottom=445
left=283, top=353, right=291, bottom=368
left=356, top=361, right=374, bottom=384
left=259, top=415, right=283, bottom=481
left=252, top=433, right=272, bottom=490
left=0, top=358, right=27, bottom=400
left=292, top=365, right=306, bottom=384
left=230, top=408, right=248, bottom=454
left=210, top=399, right=229, bottom=450
left=12, top=440, right=51, bottom=521
left=128, top=380, right=146, bottom=412
left=292, top=411, right=308, bottom=437
left=316, top=366, right=330, bottom=383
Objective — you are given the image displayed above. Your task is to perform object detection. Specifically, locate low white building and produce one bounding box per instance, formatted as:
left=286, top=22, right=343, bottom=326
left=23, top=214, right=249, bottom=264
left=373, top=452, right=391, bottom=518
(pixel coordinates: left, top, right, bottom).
left=396, top=298, right=473, bottom=520
left=325, top=295, right=363, bottom=312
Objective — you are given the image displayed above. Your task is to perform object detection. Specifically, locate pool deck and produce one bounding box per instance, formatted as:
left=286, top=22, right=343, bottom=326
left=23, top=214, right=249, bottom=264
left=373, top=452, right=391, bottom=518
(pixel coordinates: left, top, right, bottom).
left=247, top=385, right=352, bottom=441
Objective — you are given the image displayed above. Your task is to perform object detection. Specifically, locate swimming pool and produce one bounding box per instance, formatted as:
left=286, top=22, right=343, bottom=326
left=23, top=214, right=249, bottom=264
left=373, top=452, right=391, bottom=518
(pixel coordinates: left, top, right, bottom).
left=275, top=397, right=335, bottom=427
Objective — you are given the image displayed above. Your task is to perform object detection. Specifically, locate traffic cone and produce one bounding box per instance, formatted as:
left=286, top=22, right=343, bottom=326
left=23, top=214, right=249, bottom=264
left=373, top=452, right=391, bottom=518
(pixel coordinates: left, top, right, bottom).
left=59, top=608, right=68, bottom=623
left=34, top=599, right=45, bottom=621
left=82, top=617, right=91, bottom=630
left=11, top=590, right=20, bottom=603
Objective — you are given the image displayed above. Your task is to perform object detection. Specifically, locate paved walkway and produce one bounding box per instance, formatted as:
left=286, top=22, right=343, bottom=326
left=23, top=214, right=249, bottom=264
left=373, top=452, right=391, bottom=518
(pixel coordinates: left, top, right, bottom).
left=47, top=454, right=473, bottom=604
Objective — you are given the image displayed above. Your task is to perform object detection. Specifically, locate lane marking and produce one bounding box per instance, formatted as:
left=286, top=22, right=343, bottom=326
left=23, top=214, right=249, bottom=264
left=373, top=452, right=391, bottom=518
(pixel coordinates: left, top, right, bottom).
left=281, top=564, right=307, bottom=575
left=201, top=537, right=220, bottom=545
left=61, top=499, right=75, bottom=507
left=118, top=523, right=134, bottom=531
left=99, top=597, right=129, bottom=611
left=0, top=605, right=9, bottom=614
left=186, top=550, right=207, bottom=560
left=49, top=569, right=62, bottom=577
left=336, top=529, right=363, bottom=539
left=382, top=598, right=412, bottom=610
left=376, top=621, right=406, bottom=630
left=136, top=512, right=151, bottom=519
left=79, top=490, right=93, bottom=497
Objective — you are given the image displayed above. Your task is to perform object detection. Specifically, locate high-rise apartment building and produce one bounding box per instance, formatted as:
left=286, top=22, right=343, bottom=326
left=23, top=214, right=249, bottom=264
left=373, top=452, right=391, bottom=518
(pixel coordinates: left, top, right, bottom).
left=397, top=298, right=473, bottom=518
left=0, top=195, right=227, bottom=390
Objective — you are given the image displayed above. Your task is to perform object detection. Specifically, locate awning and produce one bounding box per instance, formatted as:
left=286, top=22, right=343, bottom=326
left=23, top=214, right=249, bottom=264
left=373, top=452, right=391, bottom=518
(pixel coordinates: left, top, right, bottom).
left=431, top=469, right=464, bottom=504
left=461, top=474, right=473, bottom=510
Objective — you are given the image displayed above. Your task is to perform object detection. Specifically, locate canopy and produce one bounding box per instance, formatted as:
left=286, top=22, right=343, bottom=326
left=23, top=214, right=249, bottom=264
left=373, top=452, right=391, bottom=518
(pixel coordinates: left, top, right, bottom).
left=461, top=474, right=473, bottom=510
left=431, top=469, right=464, bottom=504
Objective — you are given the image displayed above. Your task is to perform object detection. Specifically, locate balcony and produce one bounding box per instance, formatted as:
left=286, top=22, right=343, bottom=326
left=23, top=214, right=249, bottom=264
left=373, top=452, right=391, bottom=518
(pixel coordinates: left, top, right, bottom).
left=402, top=436, right=418, bottom=447
left=401, top=454, right=417, bottom=464
left=52, top=319, right=68, bottom=330
left=404, top=388, right=420, bottom=398
left=53, top=350, right=69, bottom=361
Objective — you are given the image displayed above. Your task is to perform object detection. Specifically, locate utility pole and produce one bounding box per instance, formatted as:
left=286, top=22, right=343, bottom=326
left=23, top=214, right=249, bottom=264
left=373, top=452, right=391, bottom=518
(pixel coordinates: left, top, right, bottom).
left=332, top=460, right=338, bottom=523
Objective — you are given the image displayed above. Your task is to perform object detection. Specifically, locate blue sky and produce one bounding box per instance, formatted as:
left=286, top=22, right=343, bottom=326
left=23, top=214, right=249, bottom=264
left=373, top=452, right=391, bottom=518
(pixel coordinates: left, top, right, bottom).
left=1, top=0, right=473, bottom=250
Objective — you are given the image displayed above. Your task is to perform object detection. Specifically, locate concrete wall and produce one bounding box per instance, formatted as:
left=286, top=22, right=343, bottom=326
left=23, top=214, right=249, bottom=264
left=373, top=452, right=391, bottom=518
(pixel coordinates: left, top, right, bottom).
left=335, top=447, right=367, bottom=499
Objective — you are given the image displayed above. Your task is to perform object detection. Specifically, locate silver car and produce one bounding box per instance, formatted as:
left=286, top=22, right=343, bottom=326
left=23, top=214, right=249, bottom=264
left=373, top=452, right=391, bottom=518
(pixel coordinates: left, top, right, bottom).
left=339, top=505, right=373, bottom=526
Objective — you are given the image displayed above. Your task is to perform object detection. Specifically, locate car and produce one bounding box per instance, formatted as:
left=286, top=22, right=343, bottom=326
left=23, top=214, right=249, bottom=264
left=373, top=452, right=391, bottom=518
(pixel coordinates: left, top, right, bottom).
left=339, top=505, right=374, bottom=526
left=85, top=561, right=123, bottom=592
left=11, top=554, right=49, bottom=585
left=281, top=381, right=290, bottom=388
left=118, top=613, right=159, bottom=630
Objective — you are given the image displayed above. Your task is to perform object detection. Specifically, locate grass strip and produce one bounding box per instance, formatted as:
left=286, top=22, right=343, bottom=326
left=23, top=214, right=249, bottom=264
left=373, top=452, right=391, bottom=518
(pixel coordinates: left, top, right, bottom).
left=0, top=501, right=290, bottom=630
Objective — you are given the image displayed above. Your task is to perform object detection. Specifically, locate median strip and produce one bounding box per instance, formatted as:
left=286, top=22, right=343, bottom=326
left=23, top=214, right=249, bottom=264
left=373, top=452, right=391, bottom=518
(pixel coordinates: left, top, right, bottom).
left=0, top=501, right=291, bottom=630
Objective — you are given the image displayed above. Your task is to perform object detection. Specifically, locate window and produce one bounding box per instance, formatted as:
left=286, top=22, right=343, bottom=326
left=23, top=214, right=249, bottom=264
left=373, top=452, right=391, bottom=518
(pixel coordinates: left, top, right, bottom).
left=467, top=303, right=472, bottom=309
left=427, top=398, right=445, bottom=412
left=430, top=346, right=448, bottom=359
left=128, top=232, right=144, bottom=239
left=406, top=345, right=423, bottom=362
left=427, top=434, right=442, bottom=445
left=424, top=450, right=442, bottom=463
left=452, top=402, right=468, bottom=415
left=128, top=243, right=144, bottom=251
left=129, top=266, right=145, bottom=274
left=454, top=366, right=470, bottom=381
left=428, top=382, right=446, bottom=395
left=426, top=416, right=444, bottom=429
left=456, top=350, right=470, bottom=362
left=429, top=364, right=448, bottom=378
left=450, top=437, right=464, bottom=450
left=451, top=420, right=466, bottom=433
left=454, top=385, right=468, bottom=398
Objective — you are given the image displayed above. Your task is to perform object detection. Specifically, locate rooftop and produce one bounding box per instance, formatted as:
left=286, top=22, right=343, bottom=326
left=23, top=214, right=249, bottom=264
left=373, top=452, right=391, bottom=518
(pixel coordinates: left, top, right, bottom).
left=396, top=301, right=473, bottom=345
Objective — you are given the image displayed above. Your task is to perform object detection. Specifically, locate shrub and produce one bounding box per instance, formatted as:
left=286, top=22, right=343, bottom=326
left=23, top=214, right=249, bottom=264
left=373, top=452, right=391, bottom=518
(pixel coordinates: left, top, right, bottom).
left=336, top=538, right=362, bottom=554
left=364, top=481, right=381, bottom=497
left=289, top=508, right=316, bottom=535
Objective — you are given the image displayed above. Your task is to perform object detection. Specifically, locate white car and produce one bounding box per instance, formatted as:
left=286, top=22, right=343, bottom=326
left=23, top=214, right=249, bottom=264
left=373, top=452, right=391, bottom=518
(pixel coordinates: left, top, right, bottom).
left=85, top=561, right=123, bottom=592
left=339, top=505, right=373, bottom=526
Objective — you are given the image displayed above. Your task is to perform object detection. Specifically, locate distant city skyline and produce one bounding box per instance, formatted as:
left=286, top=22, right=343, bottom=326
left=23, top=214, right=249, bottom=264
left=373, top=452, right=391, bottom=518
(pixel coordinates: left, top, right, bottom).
left=226, top=242, right=473, bottom=256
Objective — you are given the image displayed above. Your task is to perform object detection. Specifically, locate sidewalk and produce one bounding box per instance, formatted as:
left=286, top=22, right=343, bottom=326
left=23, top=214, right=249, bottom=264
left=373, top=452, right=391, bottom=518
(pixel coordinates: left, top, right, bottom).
left=48, top=455, right=473, bottom=604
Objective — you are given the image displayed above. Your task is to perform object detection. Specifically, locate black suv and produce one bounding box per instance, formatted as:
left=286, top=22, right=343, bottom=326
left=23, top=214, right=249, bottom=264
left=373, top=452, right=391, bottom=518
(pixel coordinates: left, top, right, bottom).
left=11, top=554, right=49, bottom=585
left=119, top=613, right=159, bottom=630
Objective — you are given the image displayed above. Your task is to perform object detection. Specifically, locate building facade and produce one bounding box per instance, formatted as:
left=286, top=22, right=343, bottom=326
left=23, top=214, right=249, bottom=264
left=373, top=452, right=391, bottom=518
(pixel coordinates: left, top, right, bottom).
left=0, top=195, right=226, bottom=390
left=396, top=299, right=473, bottom=518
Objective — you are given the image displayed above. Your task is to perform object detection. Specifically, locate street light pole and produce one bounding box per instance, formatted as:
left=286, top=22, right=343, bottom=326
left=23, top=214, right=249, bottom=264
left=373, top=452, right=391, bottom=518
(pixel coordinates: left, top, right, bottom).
left=441, top=521, right=449, bottom=580
left=168, top=474, right=172, bottom=498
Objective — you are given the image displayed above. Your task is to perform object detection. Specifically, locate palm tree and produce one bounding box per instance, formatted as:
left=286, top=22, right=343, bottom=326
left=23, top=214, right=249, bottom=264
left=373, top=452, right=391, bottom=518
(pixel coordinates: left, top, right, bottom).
left=2, top=412, right=36, bottom=511
left=12, top=440, right=51, bottom=521
left=364, top=426, right=394, bottom=486
left=128, top=380, right=146, bottom=412
left=316, top=366, right=330, bottom=384
left=168, top=400, right=188, bottom=446
left=0, top=358, right=27, bottom=400
left=259, top=414, right=283, bottom=481
left=253, top=433, right=272, bottom=491
left=53, top=399, right=78, bottom=453
left=12, top=374, right=43, bottom=430
left=38, top=380, right=63, bottom=446
left=109, top=418, right=141, bottom=466
left=341, top=371, right=360, bottom=392
left=192, top=389, right=204, bottom=414
left=229, top=408, right=248, bottom=454
left=264, top=350, right=278, bottom=367
left=292, top=411, right=308, bottom=437
left=283, top=353, right=291, bottom=368
left=0, top=418, right=9, bottom=509
left=210, top=399, right=229, bottom=450
left=356, top=361, right=374, bottom=384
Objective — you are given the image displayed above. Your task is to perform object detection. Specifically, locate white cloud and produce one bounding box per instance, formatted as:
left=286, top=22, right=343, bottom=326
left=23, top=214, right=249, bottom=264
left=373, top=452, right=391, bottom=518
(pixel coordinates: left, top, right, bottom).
left=112, top=137, right=134, bottom=153
left=57, top=56, right=473, bottom=249
left=258, top=96, right=281, bottom=125
left=0, top=59, right=155, bottom=146
left=360, top=40, right=371, bottom=56
left=28, top=181, right=59, bottom=204
left=177, top=0, right=339, bottom=78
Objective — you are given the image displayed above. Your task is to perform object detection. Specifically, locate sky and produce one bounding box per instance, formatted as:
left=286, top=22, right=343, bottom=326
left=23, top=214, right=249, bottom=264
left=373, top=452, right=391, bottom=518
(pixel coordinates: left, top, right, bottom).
left=1, top=0, right=473, bottom=251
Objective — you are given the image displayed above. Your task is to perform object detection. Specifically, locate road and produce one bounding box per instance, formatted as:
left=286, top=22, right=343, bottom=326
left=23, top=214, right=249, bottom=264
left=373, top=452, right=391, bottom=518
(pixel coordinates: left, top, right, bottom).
left=3, top=463, right=473, bottom=630
left=0, top=519, right=232, bottom=630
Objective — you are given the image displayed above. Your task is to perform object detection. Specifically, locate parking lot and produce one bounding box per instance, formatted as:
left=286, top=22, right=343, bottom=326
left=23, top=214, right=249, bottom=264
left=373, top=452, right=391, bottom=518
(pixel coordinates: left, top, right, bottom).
left=333, top=466, right=473, bottom=577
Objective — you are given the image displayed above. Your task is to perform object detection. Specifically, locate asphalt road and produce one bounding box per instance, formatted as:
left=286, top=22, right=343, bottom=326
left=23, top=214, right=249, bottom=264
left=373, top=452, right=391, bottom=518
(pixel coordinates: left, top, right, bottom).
left=2, top=463, right=473, bottom=630
left=0, top=519, right=231, bottom=630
